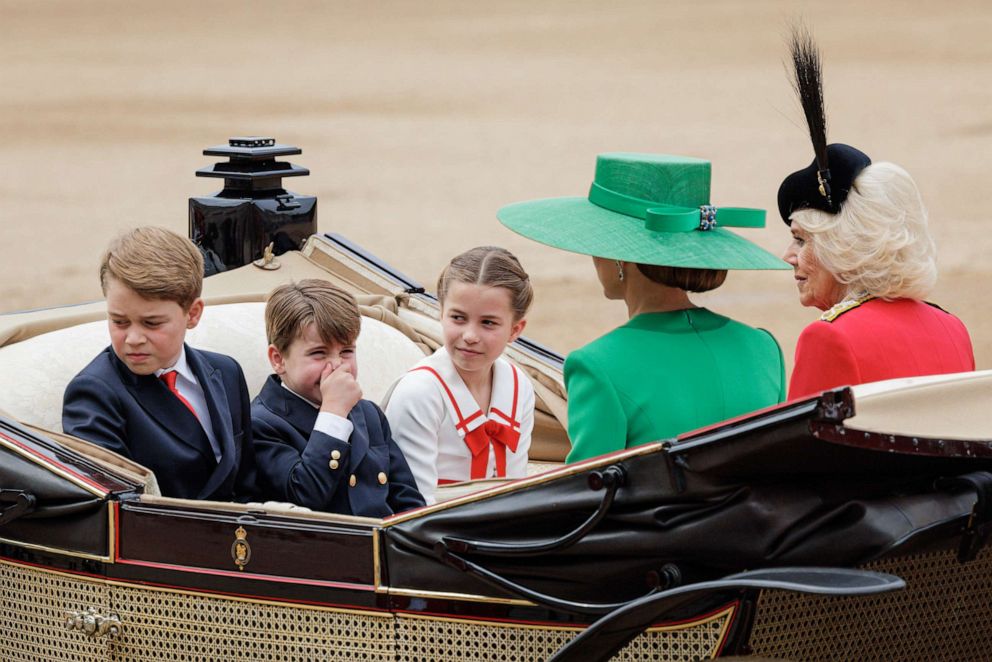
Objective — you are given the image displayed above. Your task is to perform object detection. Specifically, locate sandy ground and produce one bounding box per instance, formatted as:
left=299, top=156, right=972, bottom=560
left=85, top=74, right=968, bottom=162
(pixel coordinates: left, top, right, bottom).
left=1, top=0, right=990, bottom=374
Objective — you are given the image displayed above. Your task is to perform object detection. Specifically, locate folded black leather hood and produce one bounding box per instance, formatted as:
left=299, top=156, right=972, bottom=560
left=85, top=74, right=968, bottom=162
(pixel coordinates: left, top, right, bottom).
left=0, top=418, right=143, bottom=557
left=383, top=390, right=992, bottom=606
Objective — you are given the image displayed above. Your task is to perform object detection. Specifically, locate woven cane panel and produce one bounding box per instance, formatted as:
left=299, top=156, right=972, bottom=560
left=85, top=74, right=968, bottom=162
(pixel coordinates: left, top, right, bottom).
left=0, top=559, right=111, bottom=662
left=110, top=583, right=395, bottom=661
left=748, top=547, right=992, bottom=662
left=394, top=608, right=731, bottom=662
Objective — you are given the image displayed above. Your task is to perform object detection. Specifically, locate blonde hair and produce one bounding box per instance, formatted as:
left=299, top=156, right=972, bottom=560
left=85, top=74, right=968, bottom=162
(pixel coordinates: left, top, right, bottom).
left=790, top=162, right=937, bottom=300
left=100, top=227, right=204, bottom=309
left=265, top=279, right=361, bottom=352
left=437, top=246, right=533, bottom=320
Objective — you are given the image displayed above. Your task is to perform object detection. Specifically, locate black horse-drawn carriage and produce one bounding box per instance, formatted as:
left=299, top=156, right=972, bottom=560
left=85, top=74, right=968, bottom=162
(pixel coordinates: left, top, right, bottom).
left=1, top=229, right=990, bottom=661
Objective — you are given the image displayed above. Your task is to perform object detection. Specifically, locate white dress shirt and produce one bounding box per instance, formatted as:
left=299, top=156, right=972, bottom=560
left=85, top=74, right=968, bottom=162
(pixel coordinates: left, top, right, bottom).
left=155, top=347, right=221, bottom=462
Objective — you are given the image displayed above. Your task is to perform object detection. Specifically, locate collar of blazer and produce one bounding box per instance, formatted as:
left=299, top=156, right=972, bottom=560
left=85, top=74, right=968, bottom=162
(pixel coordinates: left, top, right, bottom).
left=259, top=375, right=370, bottom=473
left=109, top=345, right=241, bottom=500
left=184, top=346, right=242, bottom=500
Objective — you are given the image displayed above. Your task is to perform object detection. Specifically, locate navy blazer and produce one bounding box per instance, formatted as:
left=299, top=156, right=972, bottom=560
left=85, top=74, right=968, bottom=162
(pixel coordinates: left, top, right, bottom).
left=62, top=345, right=257, bottom=502
left=251, top=375, right=425, bottom=518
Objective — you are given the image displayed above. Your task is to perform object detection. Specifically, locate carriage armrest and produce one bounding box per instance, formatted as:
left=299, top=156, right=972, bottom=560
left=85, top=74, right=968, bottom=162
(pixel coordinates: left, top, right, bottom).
left=23, top=424, right=162, bottom=497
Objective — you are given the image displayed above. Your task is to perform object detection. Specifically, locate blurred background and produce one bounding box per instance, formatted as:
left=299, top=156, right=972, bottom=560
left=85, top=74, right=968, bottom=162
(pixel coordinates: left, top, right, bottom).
left=1, top=0, right=990, bottom=372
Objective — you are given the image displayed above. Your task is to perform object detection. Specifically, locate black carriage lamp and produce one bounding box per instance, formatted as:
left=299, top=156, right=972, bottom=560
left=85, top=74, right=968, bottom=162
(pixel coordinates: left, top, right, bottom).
left=189, top=136, right=318, bottom=275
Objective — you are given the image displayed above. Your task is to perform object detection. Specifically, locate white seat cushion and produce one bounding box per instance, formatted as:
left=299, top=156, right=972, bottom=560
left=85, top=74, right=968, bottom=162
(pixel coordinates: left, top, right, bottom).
left=0, top=302, right=426, bottom=433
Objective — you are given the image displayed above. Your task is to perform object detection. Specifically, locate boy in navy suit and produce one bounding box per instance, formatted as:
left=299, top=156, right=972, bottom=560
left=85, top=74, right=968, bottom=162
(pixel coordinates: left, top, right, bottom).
left=251, top=279, right=424, bottom=517
left=62, top=227, right=257, bottom=501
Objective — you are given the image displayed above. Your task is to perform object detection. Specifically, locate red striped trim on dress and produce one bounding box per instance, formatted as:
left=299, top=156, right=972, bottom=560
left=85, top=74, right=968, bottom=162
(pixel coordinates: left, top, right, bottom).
left=410, top=366, right=481, bottom=432
left=490, top=365, right=521, bottom=429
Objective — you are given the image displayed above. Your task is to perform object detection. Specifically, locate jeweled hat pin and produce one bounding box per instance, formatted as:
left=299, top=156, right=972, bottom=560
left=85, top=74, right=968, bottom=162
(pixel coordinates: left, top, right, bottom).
left=497, top=152, right=789, bottom=271
left=777, top=28, right=872, bottom=225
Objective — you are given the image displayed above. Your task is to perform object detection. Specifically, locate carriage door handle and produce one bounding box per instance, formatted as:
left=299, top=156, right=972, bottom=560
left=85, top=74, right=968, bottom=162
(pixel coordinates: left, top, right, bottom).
left=65, top=607, right=122, bottom=640
left=0, top=490, right=36, bottom=526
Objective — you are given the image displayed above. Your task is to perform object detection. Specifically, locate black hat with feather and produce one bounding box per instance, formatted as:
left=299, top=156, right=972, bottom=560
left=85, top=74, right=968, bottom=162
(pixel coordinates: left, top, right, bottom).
left=777, top=28, right=871, bottom=225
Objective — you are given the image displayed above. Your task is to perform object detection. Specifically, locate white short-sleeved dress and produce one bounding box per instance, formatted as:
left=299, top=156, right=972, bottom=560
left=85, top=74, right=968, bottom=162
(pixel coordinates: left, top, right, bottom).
left=383, top=347, right=534, bottom=505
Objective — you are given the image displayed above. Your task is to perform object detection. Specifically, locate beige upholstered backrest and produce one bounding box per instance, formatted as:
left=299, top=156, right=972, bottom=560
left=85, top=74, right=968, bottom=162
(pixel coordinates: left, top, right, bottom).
left=0, top=302, right=427, bottom=433
left=847, top=370, right=992, bottom=440
left=0, top=238, right=571, bottom=463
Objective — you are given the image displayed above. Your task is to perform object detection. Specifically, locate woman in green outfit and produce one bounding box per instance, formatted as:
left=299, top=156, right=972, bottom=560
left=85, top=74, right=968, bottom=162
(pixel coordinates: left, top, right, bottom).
left=498, top=153, right=790, bottom=463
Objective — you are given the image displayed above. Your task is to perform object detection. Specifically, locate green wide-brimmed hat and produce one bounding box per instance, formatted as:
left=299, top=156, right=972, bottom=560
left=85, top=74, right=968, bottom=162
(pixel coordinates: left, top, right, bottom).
left=497, top=153, right=789, bottom=270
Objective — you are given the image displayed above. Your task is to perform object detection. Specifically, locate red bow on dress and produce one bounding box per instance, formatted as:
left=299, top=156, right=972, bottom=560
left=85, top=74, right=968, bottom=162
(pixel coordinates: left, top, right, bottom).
left=463, top=420, right=520, bottom=479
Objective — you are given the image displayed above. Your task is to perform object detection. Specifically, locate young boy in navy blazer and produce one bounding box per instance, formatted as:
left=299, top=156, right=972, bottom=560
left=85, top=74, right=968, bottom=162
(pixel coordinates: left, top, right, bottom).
left=251, top=279, right=424, bottom=517
left=62, top=227, right=257, bottom=501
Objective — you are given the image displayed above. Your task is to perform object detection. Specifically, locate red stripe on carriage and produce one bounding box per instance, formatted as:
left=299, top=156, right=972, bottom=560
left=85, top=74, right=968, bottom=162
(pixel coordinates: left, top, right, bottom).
left=113, top=501, right=120, bottom=562
left=114, top=557, right=377, bottom=592
left=0, top=430, right=110, bottom=494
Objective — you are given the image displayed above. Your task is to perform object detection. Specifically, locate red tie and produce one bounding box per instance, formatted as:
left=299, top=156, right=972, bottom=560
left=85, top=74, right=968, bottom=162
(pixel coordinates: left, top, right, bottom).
left=160, top=371, right=199, bottom=420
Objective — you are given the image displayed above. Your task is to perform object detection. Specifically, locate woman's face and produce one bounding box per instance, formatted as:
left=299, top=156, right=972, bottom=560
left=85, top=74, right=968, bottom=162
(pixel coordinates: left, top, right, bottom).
left=592, top=256, right=625, bottom=300
left=783, top=227, right=847, bottom=310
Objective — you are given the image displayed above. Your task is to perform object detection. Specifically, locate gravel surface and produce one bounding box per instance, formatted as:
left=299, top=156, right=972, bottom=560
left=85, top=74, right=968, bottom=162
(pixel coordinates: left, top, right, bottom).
left=1, top=0, right=989, bottom=371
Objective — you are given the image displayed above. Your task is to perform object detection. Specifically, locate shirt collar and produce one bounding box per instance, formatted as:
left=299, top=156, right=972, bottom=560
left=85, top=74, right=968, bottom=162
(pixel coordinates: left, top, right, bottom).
left=155, top=346, right=196, bottom=383
left=280, top=380, right=321, bottom=410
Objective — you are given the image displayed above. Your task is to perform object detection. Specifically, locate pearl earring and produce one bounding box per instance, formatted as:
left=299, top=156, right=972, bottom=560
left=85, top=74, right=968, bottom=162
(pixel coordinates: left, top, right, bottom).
left=616, top=260, right=625, bottom=282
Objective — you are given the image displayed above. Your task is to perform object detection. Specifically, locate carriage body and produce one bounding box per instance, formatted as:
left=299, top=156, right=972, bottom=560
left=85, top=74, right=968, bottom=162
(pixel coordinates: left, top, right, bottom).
left=1, top=234, right=990, bottom=661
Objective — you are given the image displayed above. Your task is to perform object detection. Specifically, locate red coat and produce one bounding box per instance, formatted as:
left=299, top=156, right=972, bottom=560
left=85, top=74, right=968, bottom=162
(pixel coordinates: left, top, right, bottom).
left=789, top=297, right=974, bottom=400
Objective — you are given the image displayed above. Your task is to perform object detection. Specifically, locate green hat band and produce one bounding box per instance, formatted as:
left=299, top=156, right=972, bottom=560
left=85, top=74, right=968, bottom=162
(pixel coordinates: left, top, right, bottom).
left=588, top=181, right=766, bottom=233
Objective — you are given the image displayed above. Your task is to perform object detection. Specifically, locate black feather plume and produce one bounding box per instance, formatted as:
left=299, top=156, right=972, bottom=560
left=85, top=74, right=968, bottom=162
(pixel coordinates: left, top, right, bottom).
left=789, top=25, right=832, bottom=202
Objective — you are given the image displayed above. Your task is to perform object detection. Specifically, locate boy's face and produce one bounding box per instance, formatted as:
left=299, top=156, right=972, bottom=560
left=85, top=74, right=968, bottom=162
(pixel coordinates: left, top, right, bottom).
left=268, top=323, right=358, bottom=405
left=105, top=277, right=203, bottom=375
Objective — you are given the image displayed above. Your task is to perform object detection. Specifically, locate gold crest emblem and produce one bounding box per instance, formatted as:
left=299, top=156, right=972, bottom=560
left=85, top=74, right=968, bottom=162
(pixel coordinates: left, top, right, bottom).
left=231, top=526, right=251, bottom=571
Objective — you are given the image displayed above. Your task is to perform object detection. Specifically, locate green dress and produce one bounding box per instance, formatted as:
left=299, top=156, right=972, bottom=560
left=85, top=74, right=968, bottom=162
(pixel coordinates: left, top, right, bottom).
left=564, top=308, right=785, bottom=463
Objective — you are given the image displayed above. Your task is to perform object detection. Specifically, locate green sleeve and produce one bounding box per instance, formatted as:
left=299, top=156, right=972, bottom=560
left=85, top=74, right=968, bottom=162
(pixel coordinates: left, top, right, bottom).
left=761, top=327, right=787, bottom=403
left=564, top=349, right=628, bottom=463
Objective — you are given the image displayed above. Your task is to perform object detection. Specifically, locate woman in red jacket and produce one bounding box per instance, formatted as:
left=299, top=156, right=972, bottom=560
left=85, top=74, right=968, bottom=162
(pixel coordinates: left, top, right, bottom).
left=779, top=31, right=974, bottom=400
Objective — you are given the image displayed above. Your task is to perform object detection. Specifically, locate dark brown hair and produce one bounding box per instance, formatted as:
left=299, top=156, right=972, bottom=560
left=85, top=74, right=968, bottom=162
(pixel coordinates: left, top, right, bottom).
left=265, top=279, right=361, bottom=352
left=437, top=246, right=533, bottom=320
left=635, top=264, right=728, bottom=292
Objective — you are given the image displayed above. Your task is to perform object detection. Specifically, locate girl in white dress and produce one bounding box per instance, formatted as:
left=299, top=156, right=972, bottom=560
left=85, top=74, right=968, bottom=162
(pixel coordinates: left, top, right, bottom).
left=384, top=247, right=535, bottom=505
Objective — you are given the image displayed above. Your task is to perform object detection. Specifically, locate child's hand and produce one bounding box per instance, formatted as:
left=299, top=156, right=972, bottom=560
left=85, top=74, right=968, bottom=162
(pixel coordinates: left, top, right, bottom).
left=318, top=361, right=362, bottom=417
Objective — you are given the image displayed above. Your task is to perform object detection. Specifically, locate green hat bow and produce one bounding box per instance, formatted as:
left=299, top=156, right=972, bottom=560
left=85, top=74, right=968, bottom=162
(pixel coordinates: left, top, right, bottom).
left=587, top=181, right=766, bottom=233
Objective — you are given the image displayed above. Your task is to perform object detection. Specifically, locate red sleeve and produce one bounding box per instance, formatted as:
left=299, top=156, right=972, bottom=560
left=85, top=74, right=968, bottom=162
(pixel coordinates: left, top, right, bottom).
left=955, top=318, right=976, bottom=371
left=788, top=321, right=861, bottom=400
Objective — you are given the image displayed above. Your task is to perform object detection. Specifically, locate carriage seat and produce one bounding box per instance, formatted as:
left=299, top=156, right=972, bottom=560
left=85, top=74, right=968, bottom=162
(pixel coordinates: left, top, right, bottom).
left=0, top=302, right=428, bottom=434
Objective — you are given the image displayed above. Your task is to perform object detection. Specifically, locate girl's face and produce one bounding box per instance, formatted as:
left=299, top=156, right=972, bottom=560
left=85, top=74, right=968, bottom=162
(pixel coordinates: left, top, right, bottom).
left=441, top=282, right=526, bottom=381
left=783, top=226, right=847, bottom=310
